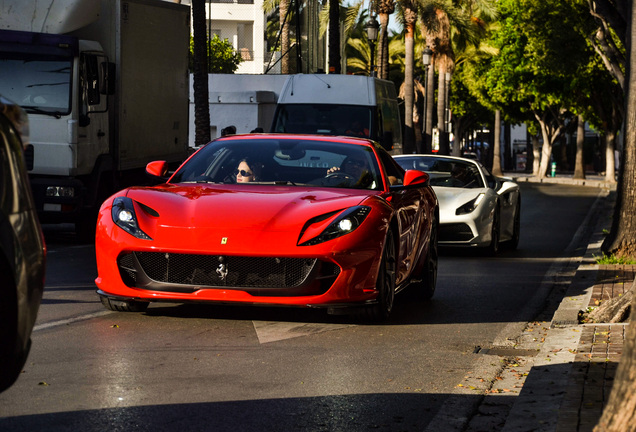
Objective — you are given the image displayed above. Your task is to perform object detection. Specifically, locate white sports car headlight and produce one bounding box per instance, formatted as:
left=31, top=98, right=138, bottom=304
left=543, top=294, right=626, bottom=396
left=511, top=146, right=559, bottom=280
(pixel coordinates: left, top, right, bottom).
left=456, top=193, right=485, bottom=215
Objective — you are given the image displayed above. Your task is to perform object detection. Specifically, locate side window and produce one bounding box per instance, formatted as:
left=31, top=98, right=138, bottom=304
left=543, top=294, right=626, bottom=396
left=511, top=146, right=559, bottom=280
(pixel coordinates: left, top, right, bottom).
left=376, top=148, right=404, bottom=186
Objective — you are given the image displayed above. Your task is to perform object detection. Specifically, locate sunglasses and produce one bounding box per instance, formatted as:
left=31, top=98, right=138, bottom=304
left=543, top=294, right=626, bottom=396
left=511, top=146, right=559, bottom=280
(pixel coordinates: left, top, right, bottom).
left=234, top=169, right=253, bottom=177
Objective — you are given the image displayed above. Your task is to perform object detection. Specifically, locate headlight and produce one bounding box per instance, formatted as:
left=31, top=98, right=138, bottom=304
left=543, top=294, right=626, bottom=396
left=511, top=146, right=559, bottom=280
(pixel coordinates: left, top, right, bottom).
left=46, top=186, right=75, bottom=197
left=456, top=193, right=485, bottom=215
left=299, top=206, right=371, bottom=246
left=111, top=196, right=152, bottom=240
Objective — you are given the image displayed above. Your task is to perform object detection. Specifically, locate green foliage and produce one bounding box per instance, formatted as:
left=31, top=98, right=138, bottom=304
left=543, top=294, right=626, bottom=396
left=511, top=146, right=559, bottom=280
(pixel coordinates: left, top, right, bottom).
left=189, top=35, right=242, bottom=74
left=595, top=253, right=636, bottom=265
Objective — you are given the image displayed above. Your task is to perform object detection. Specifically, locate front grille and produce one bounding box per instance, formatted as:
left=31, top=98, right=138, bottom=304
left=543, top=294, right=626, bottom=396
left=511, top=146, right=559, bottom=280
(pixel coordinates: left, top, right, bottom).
left=439, top=223, right=474, bottom=242
left=117, top=251, right=341, bottom=295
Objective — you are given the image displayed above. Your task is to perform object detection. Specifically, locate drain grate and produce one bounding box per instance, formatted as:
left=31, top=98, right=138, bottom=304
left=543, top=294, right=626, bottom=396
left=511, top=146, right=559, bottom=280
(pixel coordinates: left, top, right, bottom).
left=473, top=346, right=539, bottom=357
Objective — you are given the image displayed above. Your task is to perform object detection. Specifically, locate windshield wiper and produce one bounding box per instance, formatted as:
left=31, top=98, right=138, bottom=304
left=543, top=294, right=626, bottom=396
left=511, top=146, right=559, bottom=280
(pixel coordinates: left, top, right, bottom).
left=22, top=106, right=64, bottom=119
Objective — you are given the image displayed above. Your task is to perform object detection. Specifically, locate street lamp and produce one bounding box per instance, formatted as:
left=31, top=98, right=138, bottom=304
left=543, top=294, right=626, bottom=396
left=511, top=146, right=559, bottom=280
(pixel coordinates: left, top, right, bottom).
left=365, top=15, right=380, bottom=77
left=422, top=47, right=432, bottom=67
left=422, top=47, right=433, bottom=152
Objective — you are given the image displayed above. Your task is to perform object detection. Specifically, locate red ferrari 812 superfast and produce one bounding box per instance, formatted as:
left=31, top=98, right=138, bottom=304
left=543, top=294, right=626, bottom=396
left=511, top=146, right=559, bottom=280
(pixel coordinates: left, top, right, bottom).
left=95, top=134, right=438, bottom=321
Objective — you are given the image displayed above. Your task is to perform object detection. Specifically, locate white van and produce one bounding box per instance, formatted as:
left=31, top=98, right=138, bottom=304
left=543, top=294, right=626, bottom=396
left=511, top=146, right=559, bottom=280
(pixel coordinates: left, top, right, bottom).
left=271, top=74, right=403, bottom=152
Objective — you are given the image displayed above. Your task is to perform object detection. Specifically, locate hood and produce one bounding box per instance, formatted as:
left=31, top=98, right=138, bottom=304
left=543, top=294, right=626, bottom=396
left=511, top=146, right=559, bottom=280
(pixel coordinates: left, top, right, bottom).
left=119, top=184, right=374, bottom=252
left=432, top=186, right=488, bottom=213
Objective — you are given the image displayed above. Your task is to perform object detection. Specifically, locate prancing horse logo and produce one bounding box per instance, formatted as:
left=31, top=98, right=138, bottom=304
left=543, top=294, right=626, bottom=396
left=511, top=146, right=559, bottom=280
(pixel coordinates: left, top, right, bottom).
left=216, top=256, right=228, bottom=281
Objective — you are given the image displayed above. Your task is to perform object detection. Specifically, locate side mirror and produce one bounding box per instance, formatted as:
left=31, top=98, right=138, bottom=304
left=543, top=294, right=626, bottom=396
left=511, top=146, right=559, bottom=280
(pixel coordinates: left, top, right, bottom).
left=497, top=180, right=517, bottom=195
left=403, top=169, right=429, bottom=186
left=146, top=160, right=169, bottom=179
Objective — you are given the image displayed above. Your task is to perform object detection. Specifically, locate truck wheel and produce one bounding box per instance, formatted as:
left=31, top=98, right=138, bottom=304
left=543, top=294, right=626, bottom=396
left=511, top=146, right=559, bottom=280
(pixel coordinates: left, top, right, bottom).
left=100, top=295, right=149, bottom=312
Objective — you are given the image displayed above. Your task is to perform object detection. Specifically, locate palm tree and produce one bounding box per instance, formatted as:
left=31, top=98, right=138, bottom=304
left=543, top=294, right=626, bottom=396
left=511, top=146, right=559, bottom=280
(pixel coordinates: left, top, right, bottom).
left=415, top=0, right=496, bottom=155
left=377, top=0, right=396, bottom=79
left=400, top=0, right=418, bottom=153
left=263, top=0, right=293, bottom=73
left=192, top=0, right=210, bottom=146
left=321, top=2, right=365, bottom=73
left=329, top=0, right=341, bottom=73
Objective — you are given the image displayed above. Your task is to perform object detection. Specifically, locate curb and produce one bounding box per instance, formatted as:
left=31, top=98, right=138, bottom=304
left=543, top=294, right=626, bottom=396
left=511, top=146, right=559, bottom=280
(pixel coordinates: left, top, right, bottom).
left=506, top=173, right=617, bottom=191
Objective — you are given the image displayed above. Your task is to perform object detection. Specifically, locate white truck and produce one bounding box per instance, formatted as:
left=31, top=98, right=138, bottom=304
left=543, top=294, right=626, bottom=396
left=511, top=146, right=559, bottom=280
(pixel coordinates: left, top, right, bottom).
left=0, top=0, right=191, bottom=239
left=271, top=74, right=403, bottom=153
left=191, top=73, right=404, bottom=154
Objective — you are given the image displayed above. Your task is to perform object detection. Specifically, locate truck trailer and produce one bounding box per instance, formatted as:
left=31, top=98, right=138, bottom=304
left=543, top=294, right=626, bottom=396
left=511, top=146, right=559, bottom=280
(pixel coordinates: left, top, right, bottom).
left=0, top=0, right=191, bottom=239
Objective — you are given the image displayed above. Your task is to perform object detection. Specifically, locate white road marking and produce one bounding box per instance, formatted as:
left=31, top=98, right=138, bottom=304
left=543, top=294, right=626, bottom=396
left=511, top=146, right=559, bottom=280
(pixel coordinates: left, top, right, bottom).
left=253, top=321, right=355, bottom=344
left=34, top=311, right=113, bottom=331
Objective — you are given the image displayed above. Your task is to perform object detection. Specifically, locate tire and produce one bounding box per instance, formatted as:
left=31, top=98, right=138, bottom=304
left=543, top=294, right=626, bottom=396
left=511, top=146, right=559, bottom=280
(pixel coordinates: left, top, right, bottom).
left=359, top=229, right=397, bottom=322
left=0, top=258, right=21, bottom=392
left=485, top=207, right=500, bottom=256
left=411, top=219, right=438, bottom=300
left=100, top=295, right=149, bottom=313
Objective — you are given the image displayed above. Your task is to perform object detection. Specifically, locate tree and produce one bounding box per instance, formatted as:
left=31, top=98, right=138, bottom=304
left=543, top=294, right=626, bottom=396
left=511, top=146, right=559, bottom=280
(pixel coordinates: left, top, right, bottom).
left=473, top=0, right=597, bottom=178
left=593, top=4, right=636, bottom=430
left=596, top=0, right=635, bottom=258
left=418, top=0, right=495, bottom=155
left=377, top=0, right=396, bottom=79
left=328, top=0, right=341, bottom=73
left=191, top=0, right=210, bottom=147
left=280, top=0, right=292, bottom=73
left=491, top=109, right=503, bottom=175
left=189, top=35, right=242, bottom=74
left=449, top=61, right=493, bottom=157
left=401, top=0, right=418, bottom=154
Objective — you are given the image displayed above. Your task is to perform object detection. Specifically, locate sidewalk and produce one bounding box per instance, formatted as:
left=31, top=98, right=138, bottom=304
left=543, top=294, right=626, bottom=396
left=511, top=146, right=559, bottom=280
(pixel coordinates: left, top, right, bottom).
left=490, top=179, right=630, bottom=431
left=428, top=174, right=629, bottom=432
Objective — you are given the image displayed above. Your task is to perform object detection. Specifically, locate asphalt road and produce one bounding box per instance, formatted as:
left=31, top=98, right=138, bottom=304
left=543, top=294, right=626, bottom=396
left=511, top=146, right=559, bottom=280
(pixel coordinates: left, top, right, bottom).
left=0, top=182, right=604, bottom=432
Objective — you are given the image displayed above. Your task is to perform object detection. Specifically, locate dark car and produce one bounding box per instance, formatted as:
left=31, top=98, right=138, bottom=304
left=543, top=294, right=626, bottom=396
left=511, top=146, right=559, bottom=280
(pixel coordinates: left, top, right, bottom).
left=0, top=95, right=46, bottom=392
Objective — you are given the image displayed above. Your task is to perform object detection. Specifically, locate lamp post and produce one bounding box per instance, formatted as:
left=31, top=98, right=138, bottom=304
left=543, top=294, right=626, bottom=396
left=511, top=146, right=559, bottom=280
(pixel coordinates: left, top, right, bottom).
left=442, top=71, right=452, bottom=154
left=445, top=71, right=452, bottom=130
left=422, top=47, right=432, bottom=153
left=365, top=15, right=380, bottom=77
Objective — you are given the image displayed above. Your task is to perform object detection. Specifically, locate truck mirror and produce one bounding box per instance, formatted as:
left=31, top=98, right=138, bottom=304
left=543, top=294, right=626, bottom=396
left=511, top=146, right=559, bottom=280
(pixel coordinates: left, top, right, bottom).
left=100, top=62, right=116, bottom=95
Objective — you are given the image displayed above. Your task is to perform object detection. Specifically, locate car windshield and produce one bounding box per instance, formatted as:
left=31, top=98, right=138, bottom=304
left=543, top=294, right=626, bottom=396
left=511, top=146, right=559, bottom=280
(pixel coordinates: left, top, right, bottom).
left=171, top=137, right=383, bottom=190
left=396, top=156, right=484, bottom=188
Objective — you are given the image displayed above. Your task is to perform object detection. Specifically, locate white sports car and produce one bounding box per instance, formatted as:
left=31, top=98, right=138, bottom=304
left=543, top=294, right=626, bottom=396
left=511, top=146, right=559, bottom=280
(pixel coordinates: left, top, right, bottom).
left=394, top=154, right=520, bottom=255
